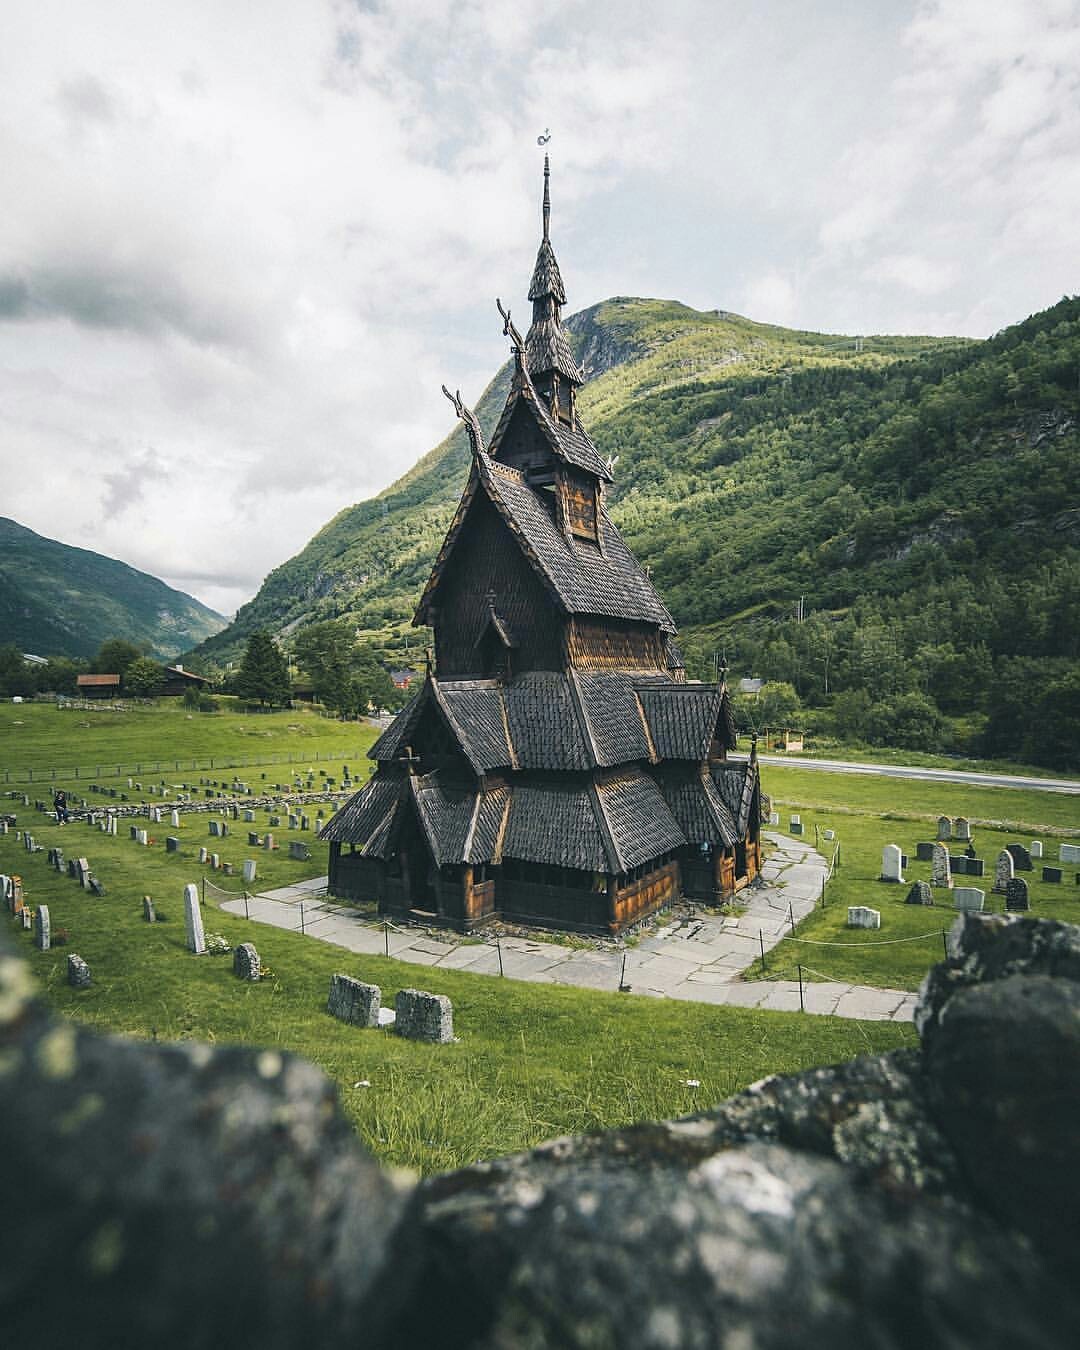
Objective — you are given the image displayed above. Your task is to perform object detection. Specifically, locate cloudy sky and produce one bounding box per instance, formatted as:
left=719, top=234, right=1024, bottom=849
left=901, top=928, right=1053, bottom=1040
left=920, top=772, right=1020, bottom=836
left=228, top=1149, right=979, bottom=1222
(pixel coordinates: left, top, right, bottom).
left=2, top=0, right=1079, bottom=617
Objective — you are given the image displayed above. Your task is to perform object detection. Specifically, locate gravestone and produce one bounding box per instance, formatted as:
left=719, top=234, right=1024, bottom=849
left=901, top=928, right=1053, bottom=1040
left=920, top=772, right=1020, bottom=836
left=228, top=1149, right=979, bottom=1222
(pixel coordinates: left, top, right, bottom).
left=90, top=879, right=106, bottom=897
left=52, top=849, right=64, bottom=873
left=221, top=863, right=234, bottom=877
left=220, top=821, right=229, bottom=837
left=210, top=854, right=220, bottom=870
left=880, top=844, right=904, bottom=884
left=242, top=859, right=257, bottom=884
left=327, top=974, right=381, bottom=1027
left=846, top=906, right=881, bottom=929
left=993, top=850, right=1015, bottom=894
left=937, top=816, right=952, bottom=841
left=108, top=815, right=117, bottom=836
left=263, top=834, right=274, bottom=851
left=198, top=847, right=208, bottom=864
left=20, top=908, right=32, bottom=930
left=1006, top=843, right=1033, bottom=873
left=967, top=858, right=985, bottom=878
left=232, top=942, right=261, bottom=981
left=768, top=811, right=780, bottom=826
left=1005, top=877, right=1030, bottom=912
left=930, top=843, right=952, bottom=888
left=209, top=820, right=221, bottom=837
left=34, top=904, right=50, bottom=951
left=288, top=815, right=299, bottom=830
left=78, top=858, right=92, bottom=890
left=289, top=842, right=311, bottom=861
left=953, top=817, right=971, bottom=841
left=269, top=815, right=281, bottom=828
left=183, top=883, right=206, bottom=954
left=130, top=825, right=139, bottom=840
left=1043, top=867, right=1063, bottom=884
left=1059, top=843, right=1080, bottom=864
left=244, top=809, right=255, bottom=823
left=1031, top=841, right=1044, bottom=859
left=915, top=842, right=934, bottom=862
left=300, top=814, right=310, bottom=831
left=248, top=832, right=260, bottom=846
left=950, top=855, right=969, bottom=876
left=150, top=808, right=161, bottom=825
left=67, top=954, right=91, bottom=988
left=136, top=829, right=148, bottom=847
left=823, top=828, right=835, bottom=840
left=905, top=880, right=933, bottom=906
left=394, top=988, right=454, bottom=1043
left=789, top=815, right=803, bottom=836
left=171, top=810, right=181, bottom=829
left=953, top=887, right=985, bottom=912
left=166, top=836, right=179, bottom=853
left=143, top=896, right=156, bottom=923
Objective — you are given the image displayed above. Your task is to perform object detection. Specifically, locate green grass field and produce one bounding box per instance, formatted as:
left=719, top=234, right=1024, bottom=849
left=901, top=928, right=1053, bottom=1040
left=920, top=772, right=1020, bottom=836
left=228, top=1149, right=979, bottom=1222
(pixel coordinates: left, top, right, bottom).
left=754, top=765, right=1080, bottom=991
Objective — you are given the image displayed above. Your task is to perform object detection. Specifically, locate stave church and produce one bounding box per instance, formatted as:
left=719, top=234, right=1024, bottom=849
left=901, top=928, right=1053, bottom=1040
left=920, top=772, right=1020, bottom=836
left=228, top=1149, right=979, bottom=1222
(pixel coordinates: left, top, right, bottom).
left=320, top=160, right=762, bottom=934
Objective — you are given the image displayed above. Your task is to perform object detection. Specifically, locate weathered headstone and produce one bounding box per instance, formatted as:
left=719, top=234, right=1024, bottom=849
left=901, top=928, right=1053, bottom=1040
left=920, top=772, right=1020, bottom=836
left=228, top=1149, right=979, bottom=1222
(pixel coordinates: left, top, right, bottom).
left=327, top=974, right=381, bottom=1026
left=915, top=842, right=934, bottom=862
left=1005, top=877, right=1030, bottom=912
left=209, top=820, right=221, bottom=837
left=183, top=883, right=206, bottom=954
left=789, top=815, right=803, bottom=836
left=953, top=887, right=985, bottom=912
left=166, top=836, right=179, bottom=853
left=171, top=810, right=181, bottom=829
left=905, top=879, right=933, bottom=906
left=768, top=811, right=780, bottom=826
left=846, top=906, right=881, bottom=929
left=288, top=841, right=311, bottom=861
left=130, top=825, right=139, bottom=840
left=394, top=988, right=454, bottom=1043
left=930, top=843, right=952, bottom=889
left=993, top=850, right=1015, bottom=894
left=142, top=895, right=156, bottom=923
left=232, top=942, right=261, bottom=981
left=950, top=855, right=969, bottom=876
left=210, top=853, right=220, bottom=870
left=243, top=809, right=255, bottom=823
left=20, top=908, right=32, bottom=930
left=242, top=859, right=257, bottom=884
left=67, top=954, right=91, bottom=987
left=822, top=828, right=835, bottom=841
left=136, top=829, right=148, bottom=847
left=1059, top=843, right=1080, bottom=864
left=34, top=904, right=50, bottom=951
left=1005, top=843, right=1033, bottom=873
left=1043, top=866, right=1063, bottom=884
left=967, top=858, right=985, bottom=878
left=1031, top=840, right=1044, bottom=859
left=263, top=833, right=275, bottom=851
left=936, top=816, right=952, bottom=841
left=953, top=817, right=971, bottom=841
left=880, top=844, right=904, bottom=884
left=198, top=847, right=208, bottom=864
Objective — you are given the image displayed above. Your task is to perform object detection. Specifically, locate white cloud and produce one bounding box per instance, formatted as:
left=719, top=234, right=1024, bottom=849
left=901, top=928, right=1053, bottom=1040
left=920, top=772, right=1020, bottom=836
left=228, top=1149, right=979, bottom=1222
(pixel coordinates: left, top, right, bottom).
left=0, top=0, right=1078, bottom=622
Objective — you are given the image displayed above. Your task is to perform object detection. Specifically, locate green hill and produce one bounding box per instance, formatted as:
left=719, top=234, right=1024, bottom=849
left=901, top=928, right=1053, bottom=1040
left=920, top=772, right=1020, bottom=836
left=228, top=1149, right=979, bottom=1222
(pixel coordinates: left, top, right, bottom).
left=188, top=296, right=1080, bottom=767
left=0, top=517, right=227, bottom=660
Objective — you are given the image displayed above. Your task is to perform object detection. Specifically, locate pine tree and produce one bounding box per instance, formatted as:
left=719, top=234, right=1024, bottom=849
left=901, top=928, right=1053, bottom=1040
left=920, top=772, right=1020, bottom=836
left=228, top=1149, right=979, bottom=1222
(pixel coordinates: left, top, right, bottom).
left=235, top=631, right=291, bottom=707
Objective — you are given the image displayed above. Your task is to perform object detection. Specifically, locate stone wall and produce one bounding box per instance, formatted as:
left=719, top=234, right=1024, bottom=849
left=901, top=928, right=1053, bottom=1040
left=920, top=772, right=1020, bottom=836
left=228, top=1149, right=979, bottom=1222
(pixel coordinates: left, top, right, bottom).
left=2, top=913, right=1079, bottom=1348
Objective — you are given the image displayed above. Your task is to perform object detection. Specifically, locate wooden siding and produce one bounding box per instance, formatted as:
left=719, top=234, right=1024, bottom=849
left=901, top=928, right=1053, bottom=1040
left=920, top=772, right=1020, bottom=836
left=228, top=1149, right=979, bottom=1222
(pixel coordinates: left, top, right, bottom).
left=566, top=616, right=667, bottom=673
left=610, top=859, right=679, bottom=931
left=562, top=468, right=598, bottom=544
left=434, top=492, right=565, bottom=678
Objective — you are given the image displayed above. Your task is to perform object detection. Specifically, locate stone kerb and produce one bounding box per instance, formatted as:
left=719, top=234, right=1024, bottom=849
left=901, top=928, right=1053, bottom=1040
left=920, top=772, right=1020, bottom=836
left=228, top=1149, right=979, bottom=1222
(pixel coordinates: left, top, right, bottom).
left=394, top=989, right=454, bottom=1043
left=327, top=975, right=381, bottom=1028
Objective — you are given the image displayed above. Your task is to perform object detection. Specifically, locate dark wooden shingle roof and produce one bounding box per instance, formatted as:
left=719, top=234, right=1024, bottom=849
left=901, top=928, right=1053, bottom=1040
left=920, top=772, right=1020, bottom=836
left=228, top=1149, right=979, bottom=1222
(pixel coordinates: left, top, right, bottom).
left=637, top=685, right=723, bottom=761
left=595, top=771, right=685, bottom=872
left=659, top=767, right=739, bottom=848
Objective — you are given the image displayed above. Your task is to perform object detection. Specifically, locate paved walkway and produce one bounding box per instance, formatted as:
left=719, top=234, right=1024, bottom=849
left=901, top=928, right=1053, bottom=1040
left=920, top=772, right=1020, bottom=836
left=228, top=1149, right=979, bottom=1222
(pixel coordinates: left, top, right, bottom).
left=218, top=832, right=916, bottom=1023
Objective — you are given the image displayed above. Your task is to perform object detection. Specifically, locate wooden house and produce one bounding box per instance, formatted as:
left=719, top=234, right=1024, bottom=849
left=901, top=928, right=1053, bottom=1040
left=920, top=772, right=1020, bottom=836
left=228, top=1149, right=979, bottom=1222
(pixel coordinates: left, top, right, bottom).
left=320, top=161, right=762, bottom=934
left=76, top=673, right=121, bottom=699
left=160, top=665, right=212, bottom=697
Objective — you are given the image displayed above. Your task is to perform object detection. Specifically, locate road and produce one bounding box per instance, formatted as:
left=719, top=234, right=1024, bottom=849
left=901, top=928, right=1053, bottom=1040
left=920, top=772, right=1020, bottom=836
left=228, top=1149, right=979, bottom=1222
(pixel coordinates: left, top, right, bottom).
left=745, top=754, right=1080, bottom=796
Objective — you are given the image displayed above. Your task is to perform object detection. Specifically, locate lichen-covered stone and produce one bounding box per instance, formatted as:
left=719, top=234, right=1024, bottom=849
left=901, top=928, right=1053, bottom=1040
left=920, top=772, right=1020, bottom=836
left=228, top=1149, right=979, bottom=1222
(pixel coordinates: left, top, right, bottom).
left=394, top=989, right=453, bottom=1043
left=327, top=974, right=380, bottom=1027
left=905, top=879, right=933, bottom=906
left=67, top=954, right=91, bottom=987
left=232, top=943, right=260, bottom=981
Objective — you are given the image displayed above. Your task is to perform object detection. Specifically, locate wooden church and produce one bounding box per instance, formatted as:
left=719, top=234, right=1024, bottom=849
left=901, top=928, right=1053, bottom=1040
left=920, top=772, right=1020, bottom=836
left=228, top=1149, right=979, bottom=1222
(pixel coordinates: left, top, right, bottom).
left=320, top=161, right=762, bottom=934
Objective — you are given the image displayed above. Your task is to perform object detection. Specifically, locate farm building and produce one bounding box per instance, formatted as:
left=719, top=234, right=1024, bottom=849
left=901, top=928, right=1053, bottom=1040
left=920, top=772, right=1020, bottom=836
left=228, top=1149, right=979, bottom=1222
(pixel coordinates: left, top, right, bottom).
left=76, top=673, right=121, bottom=699
left=320, top=161, right=762, bottom=934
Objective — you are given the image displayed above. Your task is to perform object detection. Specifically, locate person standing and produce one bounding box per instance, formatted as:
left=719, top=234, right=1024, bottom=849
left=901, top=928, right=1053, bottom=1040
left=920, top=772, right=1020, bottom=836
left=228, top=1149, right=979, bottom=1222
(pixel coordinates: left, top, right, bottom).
left=53, top=789, right=68, bottom=824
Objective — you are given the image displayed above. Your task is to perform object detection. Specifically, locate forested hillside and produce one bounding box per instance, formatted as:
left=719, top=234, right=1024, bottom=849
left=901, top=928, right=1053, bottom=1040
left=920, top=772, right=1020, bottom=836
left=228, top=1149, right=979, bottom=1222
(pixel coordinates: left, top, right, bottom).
left=189, top=296, right=1080, bottom=768
left=0, top=518, right=226, bottom=660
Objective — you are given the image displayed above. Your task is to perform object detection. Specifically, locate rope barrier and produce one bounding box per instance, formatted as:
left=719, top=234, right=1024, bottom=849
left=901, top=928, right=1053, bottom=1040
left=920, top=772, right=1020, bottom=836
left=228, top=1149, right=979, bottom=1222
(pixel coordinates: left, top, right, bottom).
left=776, top=930, right=943, bottom=947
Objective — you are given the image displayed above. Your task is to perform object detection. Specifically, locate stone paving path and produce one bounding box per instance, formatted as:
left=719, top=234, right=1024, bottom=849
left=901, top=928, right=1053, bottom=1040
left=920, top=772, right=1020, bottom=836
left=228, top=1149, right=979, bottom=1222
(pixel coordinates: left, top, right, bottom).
left=219, top=832, right=917, bottom=1023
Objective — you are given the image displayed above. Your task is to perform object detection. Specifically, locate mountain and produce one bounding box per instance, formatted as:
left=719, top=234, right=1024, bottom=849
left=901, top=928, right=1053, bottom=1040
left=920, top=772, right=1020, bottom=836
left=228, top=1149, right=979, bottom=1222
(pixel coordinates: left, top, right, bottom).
left=0, top=518, right=227, bottom=660
left=187, top=295, right=1080, bottom=766
left=188, top=299, right=959, bottom=667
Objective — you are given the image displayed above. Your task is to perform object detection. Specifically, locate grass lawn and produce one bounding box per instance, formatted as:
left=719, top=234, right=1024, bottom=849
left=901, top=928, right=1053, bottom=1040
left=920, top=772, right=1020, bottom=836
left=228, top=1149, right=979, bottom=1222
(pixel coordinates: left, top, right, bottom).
left=0, top=699, right=376, bottom=787
left=3, top=778, right=913, bottom=1176
left=751, top=765, right=1080, bottom=992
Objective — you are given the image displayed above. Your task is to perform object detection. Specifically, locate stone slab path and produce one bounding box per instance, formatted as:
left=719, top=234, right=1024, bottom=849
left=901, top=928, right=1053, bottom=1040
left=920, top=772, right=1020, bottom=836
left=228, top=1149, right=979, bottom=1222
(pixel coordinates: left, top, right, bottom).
left=219, top=833, right=916, bottom=1023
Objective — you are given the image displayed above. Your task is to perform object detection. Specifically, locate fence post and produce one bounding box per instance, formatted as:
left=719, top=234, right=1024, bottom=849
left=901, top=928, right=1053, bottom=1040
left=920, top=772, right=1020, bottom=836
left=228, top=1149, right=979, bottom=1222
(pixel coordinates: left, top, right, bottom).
left=497, top=938, right=504, bottom=977
left=384, top=921, right=390, bottom=958
left=201, top=876, right=205, bottom=904
left=941, top=929, right=948, bottom=959
left=300, top=903, right=305, bottom=934
left=821, top=876, right=826, bottom=907
left=788, top=902, right=796, bottom=935
left=798, top=964, right=804, bottom=1012
left=759, top=928, right=766, bottom=973
left=244, top=892, right=250, bottom=920
left=620, top=952, right=628, bottom=991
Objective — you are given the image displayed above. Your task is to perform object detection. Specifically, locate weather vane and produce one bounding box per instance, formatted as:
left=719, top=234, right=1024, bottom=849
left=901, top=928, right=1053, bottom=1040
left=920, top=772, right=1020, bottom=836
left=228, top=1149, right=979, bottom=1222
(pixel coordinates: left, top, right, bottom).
left=537, top=128, right=551, bottom=146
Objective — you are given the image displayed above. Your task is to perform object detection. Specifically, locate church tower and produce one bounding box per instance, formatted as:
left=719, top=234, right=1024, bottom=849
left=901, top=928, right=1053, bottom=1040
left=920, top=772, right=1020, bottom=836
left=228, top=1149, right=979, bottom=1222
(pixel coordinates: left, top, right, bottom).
left=321, top=162, right=762, bottom=933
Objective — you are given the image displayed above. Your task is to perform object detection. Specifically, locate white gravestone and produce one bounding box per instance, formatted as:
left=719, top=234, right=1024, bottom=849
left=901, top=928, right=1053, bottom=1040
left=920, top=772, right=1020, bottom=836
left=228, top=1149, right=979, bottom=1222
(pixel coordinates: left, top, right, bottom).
left=937, top=816, right=952, bottom=841
left=183, top=883, right=206, bottom=954
left=953, top=887, right=985, bottom=912
left=1060, top=843, right=1080, bottom=864
left=847, top=906, right=881, bottom=929
left=930, top=843, right=952, bottom=888
left=1031, top=841, right=1043, bottom=859
left=242, top=859, right=257, bottom=884
left=880, top=844, right=905, bottom=884
left=171, top=810, right=181, bottom=828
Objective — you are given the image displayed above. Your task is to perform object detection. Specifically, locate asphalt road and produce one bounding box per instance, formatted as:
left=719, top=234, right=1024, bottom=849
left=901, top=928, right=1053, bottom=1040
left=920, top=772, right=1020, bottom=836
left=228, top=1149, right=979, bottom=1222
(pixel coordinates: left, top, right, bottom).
left=746, top=754, right=1080, bottom=796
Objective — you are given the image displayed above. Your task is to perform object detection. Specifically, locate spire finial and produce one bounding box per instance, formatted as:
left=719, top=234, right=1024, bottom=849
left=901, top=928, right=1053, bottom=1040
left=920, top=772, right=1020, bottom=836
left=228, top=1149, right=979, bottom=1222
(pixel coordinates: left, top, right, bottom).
left=542, top=153, right=550, bottom=242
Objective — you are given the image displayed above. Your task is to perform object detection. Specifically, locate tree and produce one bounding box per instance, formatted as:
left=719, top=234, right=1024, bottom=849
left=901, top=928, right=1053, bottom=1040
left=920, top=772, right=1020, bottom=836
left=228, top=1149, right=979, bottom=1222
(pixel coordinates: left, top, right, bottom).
left=235, top=631, right=291, bottom=708
left=92, top=639, right=144, bottom=676
left=0, top=646, right=36, bottom=698
left=123, top=657, right=165, bottom=697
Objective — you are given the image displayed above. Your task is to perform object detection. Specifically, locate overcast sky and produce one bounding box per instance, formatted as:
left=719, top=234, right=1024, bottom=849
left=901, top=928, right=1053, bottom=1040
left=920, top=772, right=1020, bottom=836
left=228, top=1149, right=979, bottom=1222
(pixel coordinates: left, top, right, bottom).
left=2, top=0, right=1079, bottom=617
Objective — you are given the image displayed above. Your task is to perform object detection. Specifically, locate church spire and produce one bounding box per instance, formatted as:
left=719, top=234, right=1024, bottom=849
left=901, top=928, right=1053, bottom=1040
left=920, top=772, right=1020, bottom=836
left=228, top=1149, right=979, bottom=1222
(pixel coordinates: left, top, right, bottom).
left=524, top=155, right=583, bottom=416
